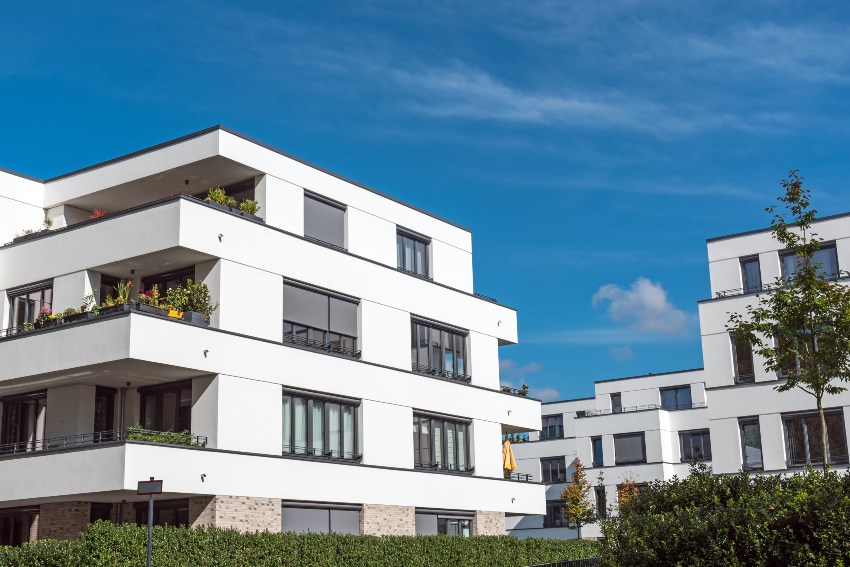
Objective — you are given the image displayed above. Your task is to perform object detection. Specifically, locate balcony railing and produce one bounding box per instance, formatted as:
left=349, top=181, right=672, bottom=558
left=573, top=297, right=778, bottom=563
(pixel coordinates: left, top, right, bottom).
left=0, top=427, right=207, bottom=456
left=507, top=472, right=533, bottom=482
left=414, top=461, right=475, bottom=474
left=411, top=363, right=472, bottom=383
left=578, top=401, right=707, bottom=417
left=282, top=445, right=362, bottom=461
left=282, top=332, right=361, bottom=357
left=473, top=292, right=498, bottom=303
left=713, top=283, right=775, bottom=299
left=500, top=386, right=529, bottom=397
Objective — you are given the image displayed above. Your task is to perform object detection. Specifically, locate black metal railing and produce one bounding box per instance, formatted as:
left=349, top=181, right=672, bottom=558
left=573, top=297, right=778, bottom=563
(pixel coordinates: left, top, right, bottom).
left=713, top=283, right=774, bottom=299
left=0, top=427, right=207, bottom=456
left=282, top=445, right=361, bottom=461
left=303, top=235, right=346, bottom=251
left=500, top=386, right=529, bottom=397
left=282, top=332, right=361, bottom=357
left=507, top=472, right=533, bottom=482
left=530, top=559, right=600, bottom=567
left=580, top=401, right=707, bottom=417
left=396, top=266, right=433, bottom=281
left=411, top=363, right=472, bottom=383
left=473, top=292, right=498, bottom=303
left=414, top=461, right=475, bottom=474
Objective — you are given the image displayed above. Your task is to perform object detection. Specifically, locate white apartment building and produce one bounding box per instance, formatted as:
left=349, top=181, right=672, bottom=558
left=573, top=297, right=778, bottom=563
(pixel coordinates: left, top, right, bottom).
left=0, top=126, right=542, bottom=545
left=510, top=211, right=850, bottom=540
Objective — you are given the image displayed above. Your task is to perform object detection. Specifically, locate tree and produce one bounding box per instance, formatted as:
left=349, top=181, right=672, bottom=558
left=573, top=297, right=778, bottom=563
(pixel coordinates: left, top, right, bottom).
left=727, top=170, right=850, bottom=471
left=617, top=476, right=639, bottom=512
left=560, top=458, right=596, bottom=539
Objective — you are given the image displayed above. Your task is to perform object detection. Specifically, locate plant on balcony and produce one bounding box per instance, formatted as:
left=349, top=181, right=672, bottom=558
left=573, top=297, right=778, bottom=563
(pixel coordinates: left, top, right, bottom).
left=81, top=290, right=99, bottom=315
left=239, top=199, right=261, bottom=215
left=165, top=279, right=218, bottom=318
left=35, top=307, right=54, bottom=328
left=205, top=187, right=238, bottom=208
left=126, top=425, right=204, bottom=447
left=90, top=208, right=107, bottom=219
left=138, top=284, right=168, bottom=312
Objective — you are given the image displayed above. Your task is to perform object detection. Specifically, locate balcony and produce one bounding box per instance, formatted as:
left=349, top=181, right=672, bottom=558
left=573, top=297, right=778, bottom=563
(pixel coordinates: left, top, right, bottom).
left=412, top=363, right=472, bottom=384
left=0, top=427, right=207, bottom=457
left=282, top=331, right=361, bottom=358
left=578, top=402, right=707, bottom=418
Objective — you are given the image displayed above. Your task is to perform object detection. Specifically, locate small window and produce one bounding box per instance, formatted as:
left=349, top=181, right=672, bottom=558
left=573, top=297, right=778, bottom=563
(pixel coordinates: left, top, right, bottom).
left=780, top=243, right=839, bottom=280
left=732, top=336, right=755, bottom=383
left=397, top=230, right=430, bottom=278
left=413, top=413, right=471, bottom=472
left=660, top=386, right=692, bottom=410
left=614, top=433, right=646, bottom=464
left=783, top=411, right=848, bottom=467
left=90, top=503, right=112, bottom=523
left=543, top=501, right=565, bottom=528
left=739, top=417, right=763, bottom=470
left=740, top=256, right=762, bottom=293
left=0, top=507, right=39, bottom=546
left=591, top=437, right=604, bottom=467
left=594, top=486, right=607, bottom=519
left=438, top=517, right=472, bottom=536
left=410, top=320, right=468, bottom=381
left=304, top=193, right=345, bottom=249
left=541, top=415, right=564, bottom=439
left=540, top=456, right=567, bottom=483
left=283, top=283, right=359, bottom=356
left=680, top=430, right=712, bottom=461
left=611, top=393, right=622, bottom=414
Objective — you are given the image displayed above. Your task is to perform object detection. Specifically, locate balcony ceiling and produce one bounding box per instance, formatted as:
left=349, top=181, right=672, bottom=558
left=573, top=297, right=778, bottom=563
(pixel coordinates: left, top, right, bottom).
left=94, top=247, right=216, bottom=281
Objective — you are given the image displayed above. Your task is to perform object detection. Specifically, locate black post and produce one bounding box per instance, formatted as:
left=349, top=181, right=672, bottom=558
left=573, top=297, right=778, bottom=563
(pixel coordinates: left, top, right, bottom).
left=147, top=476, right=154, bottom=567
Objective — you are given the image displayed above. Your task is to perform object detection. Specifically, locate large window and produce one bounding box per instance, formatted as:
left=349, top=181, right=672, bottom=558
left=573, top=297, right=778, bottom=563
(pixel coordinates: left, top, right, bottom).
left=0, top=391, right=47, bottom=454
left=740, top=256, right=762, bottom=293
left=7, top=281, right=52, bottom=329
left=732, top=336, right=755, bottom=383
left=614, top=433, right=646, bottom=464
left=412, top=413, right=471, bottom=472
left=543, top=501, right=565, bottom=528
left=139, top=380, right=192, bottom=432
left=397, top=229, right=429, bottom=278
left=784, top=411, right=848, bottom=467
left=591, top=437, right=604, bottom=467
left=781, top=243, right=839, bottom=280
left=282, top=503, right=360, bottom=534
left=739, top=417, right=763, bottom=470
left=541, top=415, right=564, bottom=440
left=410, top=320, right=468, bottom=381
left=438, top=517, right=471, bottom=536
left=135, top=499, right=188, bottom=527
left=283, top=283, right=359, bottom=356
left=541, top=456, right=567, bottom=483
left=94, top=387, right=115, bottom=441
left=141, top=267, right=195, bottom=295
left=680, top=430, right=712, bottom=461
left=0, top=507, right=38, bottom=546
left=282, top=391, right=359, bottom=460
left=304, top=192, right=345, bottom=249
left=660, top=386, right=692, bottom=410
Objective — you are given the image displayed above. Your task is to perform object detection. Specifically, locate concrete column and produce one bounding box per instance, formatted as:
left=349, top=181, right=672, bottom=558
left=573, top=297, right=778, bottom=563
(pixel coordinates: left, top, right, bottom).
left=52, top=270, right=99, bottom=314
left=45, top=384, right=96, bottom=439
left=254, top=174, right=305, bottom=235
left=189, top=495, right=281, bottom=532
left=39, top=501, right=91, bottom=540
left=46, top=204, right=91, bottom=229
left=760, top=413, right=787, bottom=471
left=360, top=504, right=416, bottom=536
left=473, top=510, right=505, bottom=535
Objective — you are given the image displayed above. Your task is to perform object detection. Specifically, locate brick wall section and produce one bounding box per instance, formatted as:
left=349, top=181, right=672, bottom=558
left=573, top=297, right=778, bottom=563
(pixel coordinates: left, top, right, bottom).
left=189, top=495, right=281, bottom=532
left=39, top=502, right=91, bottom=540
left=473, top=510, right=505, bottom=536
left=118, top=501, right=137, bottom=524
left=28, top=512, right=39, bottom=542
left=359, top=504, right=416, bottom=536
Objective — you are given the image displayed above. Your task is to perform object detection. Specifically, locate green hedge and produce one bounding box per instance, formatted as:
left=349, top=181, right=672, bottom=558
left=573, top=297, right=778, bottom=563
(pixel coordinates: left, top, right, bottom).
left=600, top=464, right=850, bottom=566
left=0, top=522, right=598, bottom=566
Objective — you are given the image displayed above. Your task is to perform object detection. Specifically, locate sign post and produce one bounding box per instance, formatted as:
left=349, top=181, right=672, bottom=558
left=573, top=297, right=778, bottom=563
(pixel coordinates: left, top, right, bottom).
left=137, top=477, right=163, bottom=567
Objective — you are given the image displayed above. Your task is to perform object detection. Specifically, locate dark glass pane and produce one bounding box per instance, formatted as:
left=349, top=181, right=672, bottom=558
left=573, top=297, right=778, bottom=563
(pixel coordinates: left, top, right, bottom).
left=430, top=328, right=442, bottom=372
left=304, top=196, right=345, bottom=248
left=702, top=432, right=712, bottom=459
left=741, top=258, right=762, bottom=292
left=443, top=331, right=454, bottom=375
left=396, top=234, right=404, bottom=269
left=614, top=434, right=645, bottom=464
left=611, top=394, right=622, bottom=413
left=161, top=392, right=177, bottom=431
left=415, top=240, right=427, bottom=276
left=826, top=413, right=848, bottom=464
left=455, top=335, right=465, bottom=376
left=734, top=340, right=755, bottom=382
left=143, top=394, right=158, bottom=430
left=806, top=415, right=825, bottom=464
left=813, top=246, right=839, bottom=279
left=417, top=325, right=429, bottom=370
left=786, top=417, right=806, bottom=465
left=592, top=438, right=603, bottom=466
left=661, top=389, right=677, bottom=410
left=742, top=422, right=763, bottom=468
left=403, top=236, right=415, bottom=272
left=678, top=387, right=692, bottom=409
left=419, top=419, right=431, bottom=466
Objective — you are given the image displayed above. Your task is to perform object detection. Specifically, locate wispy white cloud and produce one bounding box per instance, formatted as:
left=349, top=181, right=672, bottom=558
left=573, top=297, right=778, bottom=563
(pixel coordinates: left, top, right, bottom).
left=526, top=327, right=692, bottom=345
left=499, top=359, right=560, bottom=400
left=610, top=346, right=635, bottom=361
left=592, top=277, right=690, bottom=334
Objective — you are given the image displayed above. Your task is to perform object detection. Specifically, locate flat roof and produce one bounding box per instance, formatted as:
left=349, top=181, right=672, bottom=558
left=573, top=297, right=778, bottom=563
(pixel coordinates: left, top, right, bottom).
left=39, top=125, right=471, bottom=232
left=706, top=211, right=850, bottom=244
left=541, top=396, right=595, bottom=405
left=594, top=367, right=704, bottom=384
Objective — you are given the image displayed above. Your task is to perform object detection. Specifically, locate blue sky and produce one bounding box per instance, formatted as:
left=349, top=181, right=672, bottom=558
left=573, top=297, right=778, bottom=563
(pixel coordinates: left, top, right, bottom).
left=4, top=1, right=850, bottom=400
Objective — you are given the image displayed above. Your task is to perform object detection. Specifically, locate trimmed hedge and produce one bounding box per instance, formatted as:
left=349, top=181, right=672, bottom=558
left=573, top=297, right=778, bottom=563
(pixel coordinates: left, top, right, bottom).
left=600, top=464, right=850, bottom=566
left=0, top=522, right=598, bottom=566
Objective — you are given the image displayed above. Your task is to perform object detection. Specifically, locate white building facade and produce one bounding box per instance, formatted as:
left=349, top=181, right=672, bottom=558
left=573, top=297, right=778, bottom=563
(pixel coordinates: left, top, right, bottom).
left=510, top=211, right=850, bottom=539
left=0, top=126, right=542, bottom=544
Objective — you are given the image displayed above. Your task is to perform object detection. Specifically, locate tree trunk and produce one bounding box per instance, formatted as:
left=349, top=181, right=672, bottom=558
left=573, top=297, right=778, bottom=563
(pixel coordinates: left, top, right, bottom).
left=818, top=394, right=828, bottom=472
left=577, top=525, right=582, bottom=540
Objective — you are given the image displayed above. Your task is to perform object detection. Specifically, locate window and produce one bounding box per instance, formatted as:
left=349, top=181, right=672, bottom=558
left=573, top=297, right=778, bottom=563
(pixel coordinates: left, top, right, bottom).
left=541, top=415, right=564, bottom=439
left=783, top=411, right=848, bottom=467
left=660, top=386, right=692, bottom=410
left=282, top=391, right=359, bottom=460
left=611, top=393, right=622, bottom=414
left=740, top=256, right=762, bottom=293
left=397, top=229, right=429, bottom=278
left=614, top=433, right=646, bottom=464
left=595, top=486, right=607, bottom=519
left=304, top=192, right=345, bottom=249
left=141, top=267, right=195, bottom=295
left=438, top=517, right=472, bottom=536
left=412, top=413, right=471, bottom=472
left=0, top=391, right=47, bottom=454
left=540, top=456, right=567, bottom=483
left=135, top=499, right=188, bottom=527
left=544, top=501, right=565, bottom=528
left=0, top=507, right=38, bottom=546
left=680, top=430, right=712, bottom=461
left=283, top=283, right=359, bottom=356
left=90, top=503, right=113, bottom=523
left=93, top=387, right=115, bottom=442
left=138, top=380, right=192, bottom=432
left=7, top=281, right=52, bottom=330
left=282, top=504, right=360, bottom=534
left=739, top=417, right=763, bottom=470
left=781, top=243, right=839, bottom=280
left=410, top=320, right=468, bottom=381
left=732, top=336, right=755, bottom=383
left=591, top=437, right=604, bottom=467
left=415, top=511, right=473, bottom=536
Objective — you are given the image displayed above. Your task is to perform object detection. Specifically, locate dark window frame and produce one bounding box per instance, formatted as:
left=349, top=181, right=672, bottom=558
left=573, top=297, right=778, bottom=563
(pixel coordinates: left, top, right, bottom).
left=396, top=228, right=431, bottom=278
left=282, top=282, right=360, bottom=357
left=282, top=390, right=361, bottom=461
left=0, top=506, right=39, bottom=546
left=740, top=255, right=762, bottom=293
left=731, top=335, right=756, bottom=383
left=782, top=409, right=849, bottom=467
left=7, top=280, right=53, bottom=329
left=138, top=380, right=193, bottom=433
left=543, top=500, right=565, bottom=528
left=134, top=498, right=189, bottom=527
left=94, top=386, right=116, bottom=442
left=739, top=417, right=763, bottom=470
left=680, top=429, right=712, bottom=461
left=540, top=456, right=567, bottom=484
left=611, top=393, right=622, bottom=413
left=0, top=390, right=47, bottom=453
left=304, top=191, right=347, bottom=250
left=90, top=503, right=113, bottom=523
left=614, top=432, right=647, bottom=465
left=410, top=319, right=469, bottom=382
left=437, top=517, right=472, bottom=536
left=412, top=413, right=473, bottom=473
left=140, top=266, right=195, bottom=295
left=780, top=242, right=840, bottom=281
left=660, top=385, right=693, bottom=411
left=594, top=486, right=607, bottom=519
left=541, top=414, right=564, bottom=440
left=591, top=436, right=604, bottom=467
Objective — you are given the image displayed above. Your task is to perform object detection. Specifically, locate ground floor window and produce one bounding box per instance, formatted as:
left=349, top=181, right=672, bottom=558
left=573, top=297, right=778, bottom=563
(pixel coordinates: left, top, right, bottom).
left=415, top=510, right=473, bottom=536
left=281, top=503, right=360, bottom=534
left=90, top=503, right=113, bottom=523
left=135, top=499, right=189, bottom=527
left=784, top=410, right=849, bottom=467
left=0, top=507, right=38, bottom=546
left=543, top=501, right=565, bottom=528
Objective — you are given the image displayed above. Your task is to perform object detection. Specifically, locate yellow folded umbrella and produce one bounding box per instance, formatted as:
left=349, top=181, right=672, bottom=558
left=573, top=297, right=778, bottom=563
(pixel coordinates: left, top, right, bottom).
left=502, top=439, right=517, bottom=471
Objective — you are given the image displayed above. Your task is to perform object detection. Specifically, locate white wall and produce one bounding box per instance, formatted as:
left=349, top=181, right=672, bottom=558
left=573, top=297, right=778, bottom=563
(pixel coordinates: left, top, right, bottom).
left=45, top=384, right=95, bottom=439
left=360, top=400, right=412, bottom=468
left=0, top=170, right=44, bottom=246
left=52, top=270, right=99, bottom=314
left=359, top=301, right=410, bottom=368
left=255, top=174, right=304, bottom=235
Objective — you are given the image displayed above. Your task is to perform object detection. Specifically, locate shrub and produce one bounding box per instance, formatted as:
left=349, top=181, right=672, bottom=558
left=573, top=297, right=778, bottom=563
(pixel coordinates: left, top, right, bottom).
left=600, top=463, right=850, bottom=566
left=0, top=522, right=598, bottom=566
left=239, top=199, right=261, bottom=215
left=165, top=280, right=218, bottom=316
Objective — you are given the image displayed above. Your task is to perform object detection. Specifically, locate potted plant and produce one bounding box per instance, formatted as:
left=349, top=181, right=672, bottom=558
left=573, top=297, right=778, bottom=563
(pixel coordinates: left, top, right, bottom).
left=99, top=279, right=136, bottom=315
left=238, top=199, right=261, bottom=217
left=204, top=187, right=238, bottom=212
left=166, top=280, right=218, bottom=325
left=137, top=284, right=169, bottom=316
left=11, top=217, right=54, bottom=244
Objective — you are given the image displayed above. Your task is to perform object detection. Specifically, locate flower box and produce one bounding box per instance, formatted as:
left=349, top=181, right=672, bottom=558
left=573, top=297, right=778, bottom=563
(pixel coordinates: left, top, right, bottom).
left=182, top=311, right=208, bottom=326
left=12, top=229, right=50, bottom=244
left=138, top=304, right=169, bottom=317
left=61, top=312, right=96, bottom=324
left=98, top=304, right=135, bottom=316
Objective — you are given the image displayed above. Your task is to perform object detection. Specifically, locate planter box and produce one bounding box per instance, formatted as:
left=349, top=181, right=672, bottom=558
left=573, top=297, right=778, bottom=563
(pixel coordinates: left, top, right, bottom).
left=61, top=312, right=96, bottom=324
left=182, top=311, right=208, bottom=326
left=138, top=304, right=169, bottom=317
left=98, top=304, right=135, bottom=316
left=203, top=200, right=258, bottom=219
left=12, top=229, right=50, bottom=244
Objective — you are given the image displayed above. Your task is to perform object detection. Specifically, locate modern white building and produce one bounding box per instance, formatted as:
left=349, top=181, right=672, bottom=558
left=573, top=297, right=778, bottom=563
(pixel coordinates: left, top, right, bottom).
left=510, top=210, right=850, bottom=539
left=0, top=126, right=543, bottom=545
